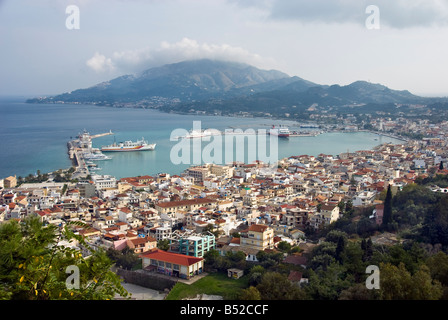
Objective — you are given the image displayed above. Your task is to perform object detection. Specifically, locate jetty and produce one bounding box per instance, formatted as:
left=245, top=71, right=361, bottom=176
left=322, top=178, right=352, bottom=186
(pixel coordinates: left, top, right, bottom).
left=67, top=130, right=113, bottom=179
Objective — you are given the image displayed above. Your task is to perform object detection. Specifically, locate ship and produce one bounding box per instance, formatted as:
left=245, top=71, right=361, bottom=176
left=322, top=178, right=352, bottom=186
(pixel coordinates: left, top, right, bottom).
left=269, top=125, right=290, bottom=138
left=101, top=137, right=156, bottom=152
left=83, top=151, right=111, bottom=161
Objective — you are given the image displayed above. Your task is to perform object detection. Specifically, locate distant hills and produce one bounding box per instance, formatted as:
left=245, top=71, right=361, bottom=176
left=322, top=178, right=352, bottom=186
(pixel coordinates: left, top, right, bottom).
left=27, top=59, right=446, bottom=116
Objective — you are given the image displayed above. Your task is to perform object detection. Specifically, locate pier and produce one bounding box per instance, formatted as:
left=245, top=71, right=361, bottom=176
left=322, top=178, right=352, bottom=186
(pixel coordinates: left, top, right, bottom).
left=67, top=130, right=113, bottom=179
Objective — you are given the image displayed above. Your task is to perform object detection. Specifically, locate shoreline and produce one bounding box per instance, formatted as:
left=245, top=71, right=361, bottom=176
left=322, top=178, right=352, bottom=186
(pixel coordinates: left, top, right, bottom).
left=1, top=101, right=411, bottom=181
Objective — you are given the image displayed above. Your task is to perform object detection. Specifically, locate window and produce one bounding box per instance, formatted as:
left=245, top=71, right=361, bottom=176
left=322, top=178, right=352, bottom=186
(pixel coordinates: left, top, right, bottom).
left=150, top=259, right=157, bottom=266
left=173, top=264, right=180, bottom=271
left=166, top=262, right=172, bottom=269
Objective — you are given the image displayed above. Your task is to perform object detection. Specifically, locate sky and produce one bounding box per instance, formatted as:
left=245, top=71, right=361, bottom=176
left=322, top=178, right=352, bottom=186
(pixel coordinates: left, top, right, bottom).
left=1, top=0, right=448, bottom=97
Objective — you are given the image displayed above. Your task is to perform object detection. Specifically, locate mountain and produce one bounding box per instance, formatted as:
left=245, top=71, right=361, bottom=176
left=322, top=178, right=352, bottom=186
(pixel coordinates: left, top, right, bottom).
left=29, top=59, right=306, bottom=104
left=28, top=59, right=444, bottom=116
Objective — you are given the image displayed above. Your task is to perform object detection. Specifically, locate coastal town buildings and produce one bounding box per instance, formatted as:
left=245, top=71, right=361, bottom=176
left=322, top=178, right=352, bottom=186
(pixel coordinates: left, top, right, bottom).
left=3, top=120, right=448, bottom=281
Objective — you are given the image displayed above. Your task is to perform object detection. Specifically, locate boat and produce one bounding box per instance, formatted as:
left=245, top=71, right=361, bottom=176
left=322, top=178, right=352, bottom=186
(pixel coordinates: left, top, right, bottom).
left=184, top=129, right=220, bottom=139
left=269, top=125, right=290, bottom=138
left=101, top=137, right=156, bottom=152
left=83, top=151, right=111, bottom=161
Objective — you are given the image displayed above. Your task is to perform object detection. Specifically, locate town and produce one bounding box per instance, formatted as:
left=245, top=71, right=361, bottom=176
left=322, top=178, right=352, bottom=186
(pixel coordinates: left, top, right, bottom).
left=1, top=113, right=448, bottom=300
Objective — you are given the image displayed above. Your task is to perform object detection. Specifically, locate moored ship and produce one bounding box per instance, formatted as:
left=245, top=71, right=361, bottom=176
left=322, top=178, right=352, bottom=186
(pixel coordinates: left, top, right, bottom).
left=101, top=138, right=156, bottom=152
left=269, top=125, right=290, bottom=138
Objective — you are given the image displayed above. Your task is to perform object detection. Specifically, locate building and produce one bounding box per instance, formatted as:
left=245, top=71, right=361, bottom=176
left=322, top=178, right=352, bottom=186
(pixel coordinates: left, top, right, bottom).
left=210, top=164, right=234, bottom=178
left=155, top=198, right=217, bottom=214
left=309, top=204, right=340, bottom=230
left=168, top=230, right=216, bottom=258
left=92, top=175, right=117, bottom=190
left=126, top=236, right=157, bottom=254
left=185, top=166, right=210, bottom=183
left=240, top=224, right=275, bottom=251
left=352, top=191, right=377, bottom=207
left=141, top=249, right=204, bottom=280
left=319, top=204, right=340, bottom=224
left=155, top=226, right=172, bottom=241
left=77, top=181, right=96, bottom=198
left=3, top=176, right=17, bottom=189
left=372, top=204, right=384, bottom=225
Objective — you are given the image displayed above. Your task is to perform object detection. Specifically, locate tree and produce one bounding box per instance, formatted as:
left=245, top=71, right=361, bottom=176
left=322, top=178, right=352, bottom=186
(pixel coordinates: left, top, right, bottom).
left=337, top=200, right=346, bottom=215
left=157, top=239, right=170, bottom=251
left=426, top=251, right=448, bottom=287
left=335, top=236, right=346, bottom=263
left=421, top=195, right=448, bottom=246
left=345, top=200, right=354, bottom=216
left=277, top=241, right=292, bottom=253
left=248, top=265, right=265, bottom=287
left=0, top=217, right=128, bottom=300
left=305, top=262, right=353, bottom=300
left=362, top=238, right=373, bottom=262
left=339, top=283, right=378, bottom=300
left=106, top=247, right=140, bottom=270
left=382, top=185, right=393, bottom=229
left=379, top=262, right=442, bottom=300
left=256, top=272, right=307, bottom=300
left=239, top=286, right=261, bottom=300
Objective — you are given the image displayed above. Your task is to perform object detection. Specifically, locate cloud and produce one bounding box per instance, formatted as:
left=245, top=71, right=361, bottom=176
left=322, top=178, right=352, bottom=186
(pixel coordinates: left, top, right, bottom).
left=230, top=0, right=448, bottom=29
left=86, top=52, right=115, bottom=73
left=86, top=38, right=276, bottom=74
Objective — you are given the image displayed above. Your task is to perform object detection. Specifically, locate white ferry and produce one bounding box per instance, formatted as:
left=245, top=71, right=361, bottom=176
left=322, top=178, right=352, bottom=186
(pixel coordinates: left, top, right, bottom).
left=101, top=138, right=156, bottom=152
left=177, top=129, right=221, bottom=139
left=269, top=125, right=290, bottom=138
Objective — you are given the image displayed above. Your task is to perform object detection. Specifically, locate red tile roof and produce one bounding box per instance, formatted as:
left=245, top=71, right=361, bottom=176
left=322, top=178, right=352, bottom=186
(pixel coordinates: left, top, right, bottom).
left=140, top=249, right=203, bottom=266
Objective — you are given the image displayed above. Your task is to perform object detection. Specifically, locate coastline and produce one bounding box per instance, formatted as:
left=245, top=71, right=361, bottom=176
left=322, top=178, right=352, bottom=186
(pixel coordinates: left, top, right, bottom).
left=1, top=100, right=411, bottom=181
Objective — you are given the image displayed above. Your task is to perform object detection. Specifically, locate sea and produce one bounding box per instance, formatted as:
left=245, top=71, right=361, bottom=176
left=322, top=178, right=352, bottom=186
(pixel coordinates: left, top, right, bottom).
left=0, top=97, right=404, bottom=180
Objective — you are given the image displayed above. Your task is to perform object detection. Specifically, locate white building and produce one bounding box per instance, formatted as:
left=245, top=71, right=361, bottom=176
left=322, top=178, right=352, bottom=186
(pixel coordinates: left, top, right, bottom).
left=92, top=175, right=117, bottom=190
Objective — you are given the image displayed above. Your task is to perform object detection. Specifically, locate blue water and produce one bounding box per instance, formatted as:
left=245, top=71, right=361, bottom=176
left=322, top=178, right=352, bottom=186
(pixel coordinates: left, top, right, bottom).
left=0, top=97, right=402, bottom=179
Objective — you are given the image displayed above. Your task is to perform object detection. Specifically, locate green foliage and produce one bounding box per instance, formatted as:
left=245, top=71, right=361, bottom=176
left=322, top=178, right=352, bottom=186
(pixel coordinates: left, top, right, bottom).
left=0, top=217, right=128, bottom=300
left=106, top=247, right=140, bottom=270
left=277, top=241, right=292, bottom=253
left=239, top=286, right=261, bottom=300
left=421, top=194, right=448, bottom=246
left=393, top=183, right=440, bottom=228
left=416, top=174, right=448, bottom=188
left=339, top=283, right=379, bottom=300
left=157, top=239, right=170, bottom=251
left=382, top=185, right=393, bottom=230
left=256, top=272, right=308, bottom=300
left=248, top=265, right=265, bottom=287
left=204, top=249, right=248, bottom=272
left=166, top=272, right=249, bottom=300
left=305, top=262, right=353, bottom=300
left=379, top=262, right=443, bottom=300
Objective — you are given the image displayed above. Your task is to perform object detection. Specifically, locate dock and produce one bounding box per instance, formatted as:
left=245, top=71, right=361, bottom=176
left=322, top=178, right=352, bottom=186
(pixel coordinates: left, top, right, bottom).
left=90, top=130, right=114, bottom=139
left=67, top=130, right=113, bottom=179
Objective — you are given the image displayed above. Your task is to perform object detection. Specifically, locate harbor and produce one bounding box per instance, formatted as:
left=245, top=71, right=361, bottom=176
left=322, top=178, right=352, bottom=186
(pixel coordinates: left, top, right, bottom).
left=67, top=130, right=158, bottom=179
left=174, top=125, right=323, bottom=140
left=67, top=130, right=114, bottom=179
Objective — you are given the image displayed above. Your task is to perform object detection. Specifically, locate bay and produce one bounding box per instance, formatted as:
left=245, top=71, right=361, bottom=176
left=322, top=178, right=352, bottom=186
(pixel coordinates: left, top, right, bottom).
left=0, top=97, right=403, bottom=179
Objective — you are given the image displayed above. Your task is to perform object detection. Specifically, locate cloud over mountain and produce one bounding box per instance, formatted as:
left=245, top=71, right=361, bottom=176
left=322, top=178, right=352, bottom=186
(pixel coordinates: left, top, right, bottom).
left=86, top=38, right=275, bottom=75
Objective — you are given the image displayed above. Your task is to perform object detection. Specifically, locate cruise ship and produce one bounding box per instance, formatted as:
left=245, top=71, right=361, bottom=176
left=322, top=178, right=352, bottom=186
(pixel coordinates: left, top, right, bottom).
left=269, top=125, right=290, bottom=138
left=101, top=138, right=156, bottom=152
